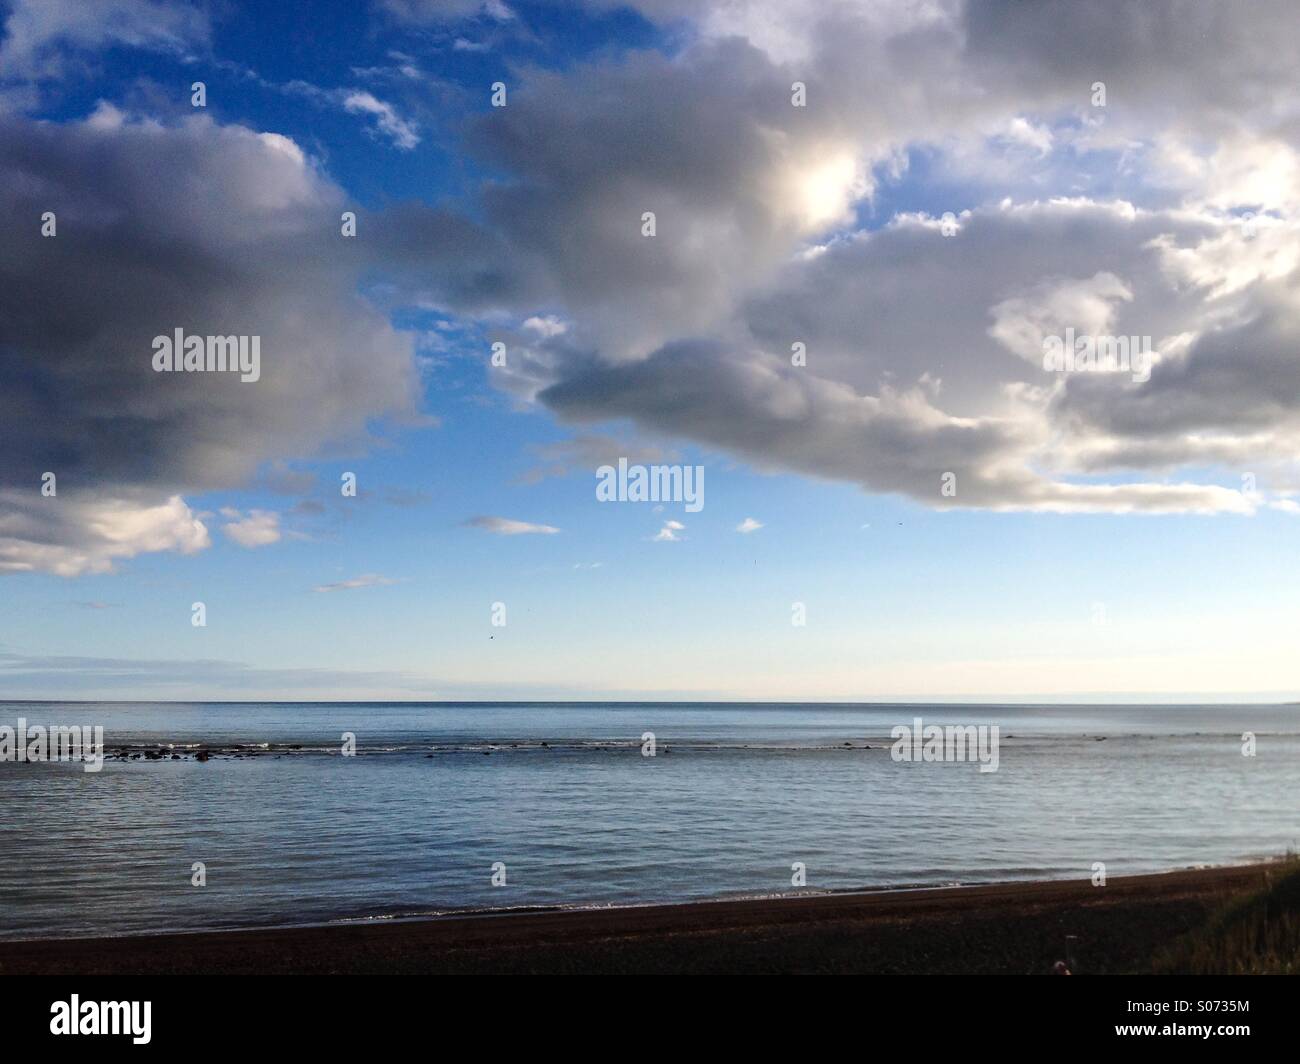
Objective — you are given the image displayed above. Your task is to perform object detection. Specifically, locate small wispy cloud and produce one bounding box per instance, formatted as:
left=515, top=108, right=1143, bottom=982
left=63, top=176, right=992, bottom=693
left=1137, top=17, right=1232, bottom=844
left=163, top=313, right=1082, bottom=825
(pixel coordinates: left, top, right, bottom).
left=736, top=517, right=764, bottom=533
left=342, top=90, right=420, bottom=149
left=464, top=515, right=560, bottom=535
left=313, top=573, right=397, bottom=593
left=278, top=79, right=420, bottom=150
left=652, top=520, right=685, bottom=542
left=351, top=50, right=423, bottom=81
left=72, top=601, right=119, bottom=610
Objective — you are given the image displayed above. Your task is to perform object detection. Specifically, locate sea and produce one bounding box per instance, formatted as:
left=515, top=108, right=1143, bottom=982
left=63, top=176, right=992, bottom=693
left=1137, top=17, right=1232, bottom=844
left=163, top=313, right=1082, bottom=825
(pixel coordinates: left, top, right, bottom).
left=0, top=701, right=1296, bottom=940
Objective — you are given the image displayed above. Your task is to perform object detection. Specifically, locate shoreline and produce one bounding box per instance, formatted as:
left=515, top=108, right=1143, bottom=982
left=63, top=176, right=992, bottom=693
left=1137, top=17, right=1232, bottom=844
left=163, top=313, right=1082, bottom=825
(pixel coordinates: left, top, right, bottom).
left=0, top=863, right=1275, bottom=975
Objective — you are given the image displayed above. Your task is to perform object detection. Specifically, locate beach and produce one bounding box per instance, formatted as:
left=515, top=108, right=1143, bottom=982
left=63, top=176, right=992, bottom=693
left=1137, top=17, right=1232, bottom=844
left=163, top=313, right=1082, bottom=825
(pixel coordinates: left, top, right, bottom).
left=0, top=864, right=1271, bottom=976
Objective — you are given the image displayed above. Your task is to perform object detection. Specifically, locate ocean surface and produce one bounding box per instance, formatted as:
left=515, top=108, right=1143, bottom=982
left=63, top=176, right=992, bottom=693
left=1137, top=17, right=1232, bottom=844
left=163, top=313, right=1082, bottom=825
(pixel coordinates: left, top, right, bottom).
left=1, top=701, right=1297, bottom=941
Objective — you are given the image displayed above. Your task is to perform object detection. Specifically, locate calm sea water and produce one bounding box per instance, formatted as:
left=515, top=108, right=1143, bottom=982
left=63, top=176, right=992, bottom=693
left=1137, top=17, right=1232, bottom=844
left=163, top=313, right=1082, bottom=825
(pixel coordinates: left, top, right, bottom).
left=1, top=701, right=1297, bottom=941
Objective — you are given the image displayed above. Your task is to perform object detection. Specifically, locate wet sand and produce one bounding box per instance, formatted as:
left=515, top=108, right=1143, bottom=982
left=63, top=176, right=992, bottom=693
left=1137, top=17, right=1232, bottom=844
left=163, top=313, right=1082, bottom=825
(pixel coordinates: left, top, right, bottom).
left=0, top=864, right=1270, bottom=975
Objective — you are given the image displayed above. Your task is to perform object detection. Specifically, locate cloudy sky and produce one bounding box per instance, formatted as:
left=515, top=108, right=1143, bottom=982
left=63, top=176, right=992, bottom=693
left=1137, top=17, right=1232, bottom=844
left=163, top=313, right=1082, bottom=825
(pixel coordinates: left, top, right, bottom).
left=3, top=0, right=1300, bottom=701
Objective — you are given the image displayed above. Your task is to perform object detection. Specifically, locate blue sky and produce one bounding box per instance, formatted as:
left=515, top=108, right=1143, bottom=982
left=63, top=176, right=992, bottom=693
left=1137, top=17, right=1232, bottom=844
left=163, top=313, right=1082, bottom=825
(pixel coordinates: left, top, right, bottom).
left=3, top=0, right=1300, bottom=700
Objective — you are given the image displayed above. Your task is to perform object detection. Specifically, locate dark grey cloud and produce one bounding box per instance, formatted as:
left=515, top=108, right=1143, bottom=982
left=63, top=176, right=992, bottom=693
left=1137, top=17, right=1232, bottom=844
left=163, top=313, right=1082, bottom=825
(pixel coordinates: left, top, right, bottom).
left=0, top=106, right=420, bottom=573
left=963, top=0, right=1300, bottom=135
left=540, top=338, right=1031, bottom=505
left=1052, top=295, right=1300, bottom=473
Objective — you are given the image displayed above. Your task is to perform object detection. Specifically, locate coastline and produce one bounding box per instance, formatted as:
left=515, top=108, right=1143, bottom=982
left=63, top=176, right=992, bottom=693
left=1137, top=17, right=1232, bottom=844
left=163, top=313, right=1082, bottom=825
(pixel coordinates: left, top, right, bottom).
left=0, top=863, right=1274, bottom=975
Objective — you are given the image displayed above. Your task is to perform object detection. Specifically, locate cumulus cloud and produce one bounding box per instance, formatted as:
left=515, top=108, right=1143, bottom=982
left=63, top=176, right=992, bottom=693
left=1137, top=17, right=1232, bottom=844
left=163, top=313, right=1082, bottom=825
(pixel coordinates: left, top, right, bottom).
left=0, top=492, right=209, bottom=576
left=464, top=515, right=561, bottom=535
left=374, top=0, right=1300, bottom=515
left=652, top=519, right=685, bottom=541
left=736, top=517, right=763, bottom=533
left=0, top=106, right=419, bottom=575
left=221, top=509, right=282, bottom=548
left=442, top=38, right=890, bottom=361
left=9, top=0, right=1300, bottom=587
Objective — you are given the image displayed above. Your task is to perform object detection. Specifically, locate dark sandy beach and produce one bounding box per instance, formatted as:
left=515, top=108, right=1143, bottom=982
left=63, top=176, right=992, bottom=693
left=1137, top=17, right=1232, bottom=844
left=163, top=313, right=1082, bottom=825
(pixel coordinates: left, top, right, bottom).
left=0, top=864, right=1273, bottom=975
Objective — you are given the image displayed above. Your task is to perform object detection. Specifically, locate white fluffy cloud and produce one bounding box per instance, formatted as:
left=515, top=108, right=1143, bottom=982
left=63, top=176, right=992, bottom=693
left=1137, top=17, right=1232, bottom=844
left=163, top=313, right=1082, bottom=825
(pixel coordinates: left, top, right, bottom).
left=0, top=492, right=209, bottom=576
left=221, top=510, right=282, bottom=549
left=653, top=519, right=685, bottom=541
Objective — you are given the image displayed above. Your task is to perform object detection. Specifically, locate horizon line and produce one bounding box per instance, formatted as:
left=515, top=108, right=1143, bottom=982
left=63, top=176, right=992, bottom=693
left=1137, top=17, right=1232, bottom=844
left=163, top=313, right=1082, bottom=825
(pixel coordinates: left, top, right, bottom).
left=1, top=697, right=1297, bottom=706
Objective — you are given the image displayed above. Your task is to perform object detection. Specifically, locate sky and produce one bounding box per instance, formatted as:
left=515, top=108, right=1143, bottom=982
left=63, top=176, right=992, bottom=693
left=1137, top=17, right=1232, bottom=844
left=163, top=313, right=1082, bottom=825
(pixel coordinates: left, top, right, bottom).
left=3, top=0, right=1300, bottom=702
